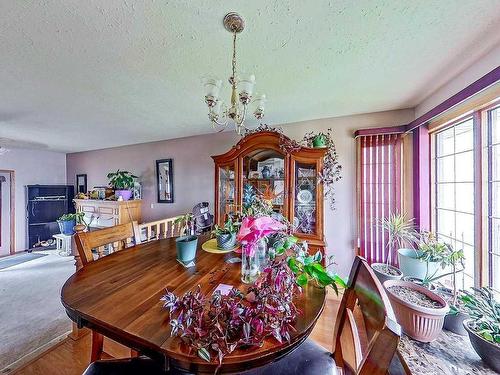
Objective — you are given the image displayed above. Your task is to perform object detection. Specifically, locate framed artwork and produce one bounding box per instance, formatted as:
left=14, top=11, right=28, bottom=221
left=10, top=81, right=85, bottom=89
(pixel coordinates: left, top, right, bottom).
left=156, top=159, right=174, bottom=203
left=76, top=174, right=87, bottom=194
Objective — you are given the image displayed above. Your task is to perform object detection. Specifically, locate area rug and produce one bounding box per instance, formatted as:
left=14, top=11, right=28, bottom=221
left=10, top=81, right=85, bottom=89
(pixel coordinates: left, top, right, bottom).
left=0, top=252, right=47, bottom=271
left=0, top=250, right=74, bottom=372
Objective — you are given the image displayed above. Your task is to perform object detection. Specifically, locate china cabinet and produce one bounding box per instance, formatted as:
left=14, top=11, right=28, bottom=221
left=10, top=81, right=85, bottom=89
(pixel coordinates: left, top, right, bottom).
left=212, top=131, right=326, bottom=250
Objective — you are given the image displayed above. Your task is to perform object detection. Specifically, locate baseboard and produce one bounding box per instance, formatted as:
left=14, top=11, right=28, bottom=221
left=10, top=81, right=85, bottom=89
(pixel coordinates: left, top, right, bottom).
left=0, top=330, right=71, bottom=374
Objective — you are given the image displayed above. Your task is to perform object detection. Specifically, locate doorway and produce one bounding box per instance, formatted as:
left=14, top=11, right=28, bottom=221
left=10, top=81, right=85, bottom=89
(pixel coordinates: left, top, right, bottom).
left=0, top=170, right=15, bottom=256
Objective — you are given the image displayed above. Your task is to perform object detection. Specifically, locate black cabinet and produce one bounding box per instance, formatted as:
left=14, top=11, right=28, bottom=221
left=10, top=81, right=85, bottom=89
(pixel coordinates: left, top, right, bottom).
left=26, top=185, right=74, bottom=249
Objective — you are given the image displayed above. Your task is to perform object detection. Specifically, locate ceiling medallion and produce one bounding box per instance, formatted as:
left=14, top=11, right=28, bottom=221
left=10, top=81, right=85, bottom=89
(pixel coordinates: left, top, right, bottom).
left=202, top=12, right=266, bottom=135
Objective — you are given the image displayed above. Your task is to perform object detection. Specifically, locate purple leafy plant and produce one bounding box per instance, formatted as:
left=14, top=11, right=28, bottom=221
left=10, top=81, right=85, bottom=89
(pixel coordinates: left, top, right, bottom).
left=161, top=258, right=301, bottom=366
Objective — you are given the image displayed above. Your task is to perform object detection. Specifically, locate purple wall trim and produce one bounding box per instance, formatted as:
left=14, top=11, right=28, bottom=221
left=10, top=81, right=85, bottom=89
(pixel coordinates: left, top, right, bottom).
left=405, top=65, right=500, bottom=132
left=412, top=125, right=430, bottom=231
left=354, top=125, right=407, bottom=137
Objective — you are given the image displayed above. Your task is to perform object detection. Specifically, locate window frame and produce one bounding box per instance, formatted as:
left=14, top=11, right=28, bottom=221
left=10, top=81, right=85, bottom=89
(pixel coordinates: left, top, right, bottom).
left=430, top=98, right=500, bottom=288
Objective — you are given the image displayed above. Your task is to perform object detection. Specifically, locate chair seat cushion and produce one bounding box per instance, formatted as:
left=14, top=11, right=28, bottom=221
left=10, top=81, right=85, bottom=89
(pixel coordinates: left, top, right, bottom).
left=83, top=357, right=165, bottom=375
left=242, top=339, right=338, bottom=375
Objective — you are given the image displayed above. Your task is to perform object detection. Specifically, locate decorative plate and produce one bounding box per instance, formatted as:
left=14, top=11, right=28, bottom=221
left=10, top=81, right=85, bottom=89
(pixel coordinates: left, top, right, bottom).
left=202, top=239, right=240, bottom=254
left=297, top=189, right=313, bottom=204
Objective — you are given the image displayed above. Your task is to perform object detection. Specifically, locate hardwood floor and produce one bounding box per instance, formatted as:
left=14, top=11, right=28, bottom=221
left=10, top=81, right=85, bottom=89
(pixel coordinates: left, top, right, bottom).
left=10, top=291, right=340, bottom=375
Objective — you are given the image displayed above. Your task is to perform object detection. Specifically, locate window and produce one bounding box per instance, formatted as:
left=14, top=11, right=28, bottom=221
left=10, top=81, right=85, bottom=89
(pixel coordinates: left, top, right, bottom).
left=431, top=98, right=500, bottom=290
left=487, top=105, right=500, bottom=290
left=357, top=134, right=403, bottom=265
left=433, top=118, right=475, bottom=288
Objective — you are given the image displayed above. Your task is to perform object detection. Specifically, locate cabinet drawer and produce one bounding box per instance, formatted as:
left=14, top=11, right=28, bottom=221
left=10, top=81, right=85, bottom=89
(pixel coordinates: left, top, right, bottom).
left=80, top=205, right=96, bottom=213
left=95, top=214, right=117, bottom=228
left=98, top=206, right=115, bottom=215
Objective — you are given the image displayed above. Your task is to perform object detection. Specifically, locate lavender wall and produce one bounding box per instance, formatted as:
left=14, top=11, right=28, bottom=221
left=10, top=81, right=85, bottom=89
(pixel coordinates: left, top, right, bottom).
left=0, top=148, right=67, bottom=252
left=66, top=109, right=414, bottom=276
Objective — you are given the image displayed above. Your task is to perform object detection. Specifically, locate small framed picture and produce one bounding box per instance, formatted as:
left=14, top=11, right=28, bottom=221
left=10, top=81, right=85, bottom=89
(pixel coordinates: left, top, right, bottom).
left=76, top=174, right=87, bottom=194
left=156, top=159, right=174, bottom=203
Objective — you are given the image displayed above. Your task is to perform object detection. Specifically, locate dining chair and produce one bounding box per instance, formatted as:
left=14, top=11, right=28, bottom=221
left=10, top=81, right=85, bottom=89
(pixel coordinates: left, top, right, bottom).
left=74, top=223, right=139, bottom=362
left=244, top=255, right=401, bottom=375
left=75, top=222, right=136, bottom=266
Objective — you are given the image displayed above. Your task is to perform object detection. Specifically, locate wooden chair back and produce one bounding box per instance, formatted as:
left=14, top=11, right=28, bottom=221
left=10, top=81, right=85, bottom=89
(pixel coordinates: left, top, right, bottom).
left=333, top=256, right=401, bottom=375
left=75, top=223, right=136, bottom=267
left=132, top=217, right=182, bottom=244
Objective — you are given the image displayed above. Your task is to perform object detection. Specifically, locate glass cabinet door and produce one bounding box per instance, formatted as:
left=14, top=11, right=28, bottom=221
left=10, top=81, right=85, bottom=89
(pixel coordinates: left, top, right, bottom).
left=217, top=163, right=236, bottom=225
left=293, top=162, right=318, bottom=235
left=241, top=149, right=286, bottom=217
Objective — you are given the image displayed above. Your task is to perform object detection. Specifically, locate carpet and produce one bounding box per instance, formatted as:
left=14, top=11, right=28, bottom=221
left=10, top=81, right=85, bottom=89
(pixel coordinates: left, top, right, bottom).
left=0, top=252, right=48, bottom=271
left=0, top=250, right=75, bottom=372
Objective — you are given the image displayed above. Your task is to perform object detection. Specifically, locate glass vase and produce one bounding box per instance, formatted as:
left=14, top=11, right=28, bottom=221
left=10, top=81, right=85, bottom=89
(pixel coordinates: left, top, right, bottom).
left=256, top=238, right=268, bottom=272
left=241, top=245, right=260, bottom=284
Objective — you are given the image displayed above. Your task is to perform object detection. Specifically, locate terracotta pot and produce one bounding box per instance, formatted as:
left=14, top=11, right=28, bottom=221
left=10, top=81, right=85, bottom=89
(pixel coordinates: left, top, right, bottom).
left=383, top=280, right=449, bottom=342
left=463, top=319, right=500, bottom=372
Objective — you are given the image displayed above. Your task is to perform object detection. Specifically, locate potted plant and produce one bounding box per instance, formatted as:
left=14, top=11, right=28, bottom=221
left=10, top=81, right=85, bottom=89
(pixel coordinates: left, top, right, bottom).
left=211, top=217, right=240, bottom=250
left=57, top=212, right=85, bottom=235
left=174, top=213, right=198, bottom=264
left=461, top=287, right=500, bottom=372
left=372, top=212, right=417, bottom=284
left=300, top=129, right=342, bottom=210
left=107, top=170, right=137, bottom=201
left=384, top=279, right=449, bottom=342
left=430, top=242, right=467, bottom=335
left=398, top=231, right=446, bottom=281
left=312, top=133, right=327, bottom=148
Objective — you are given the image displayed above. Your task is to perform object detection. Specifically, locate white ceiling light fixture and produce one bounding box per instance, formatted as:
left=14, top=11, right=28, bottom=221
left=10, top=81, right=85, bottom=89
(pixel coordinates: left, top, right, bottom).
left=202, top=12, right=267, bottom=136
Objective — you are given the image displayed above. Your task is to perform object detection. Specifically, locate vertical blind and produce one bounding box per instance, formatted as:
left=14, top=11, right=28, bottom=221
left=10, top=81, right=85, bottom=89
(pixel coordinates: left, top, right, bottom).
left=357, top=134, right=403, bottom=265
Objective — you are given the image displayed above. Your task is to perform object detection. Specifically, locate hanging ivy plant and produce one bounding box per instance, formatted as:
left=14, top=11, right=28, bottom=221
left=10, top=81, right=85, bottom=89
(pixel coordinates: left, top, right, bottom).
left=301, top=128, right=342, bottom=210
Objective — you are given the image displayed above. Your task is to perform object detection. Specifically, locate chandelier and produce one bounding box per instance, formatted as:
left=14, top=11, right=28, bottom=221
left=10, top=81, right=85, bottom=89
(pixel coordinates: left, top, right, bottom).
left=202, top=13, right=267, bottom=135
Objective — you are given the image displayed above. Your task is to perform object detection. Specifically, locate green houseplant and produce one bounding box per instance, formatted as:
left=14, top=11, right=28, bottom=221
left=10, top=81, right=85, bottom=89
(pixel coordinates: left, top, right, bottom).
left=174, top=213, right=198, bottom=264
left=399, top=231, right=447, bottom=281
left=211, top=217, right=240, bottom=250
left=107, top=170, right=137, bottom=201
left=461, top=287, right=500, bottom=372
left=372, top=212, right=418, bottom=284
left=57, top=212, right=85, bottom=235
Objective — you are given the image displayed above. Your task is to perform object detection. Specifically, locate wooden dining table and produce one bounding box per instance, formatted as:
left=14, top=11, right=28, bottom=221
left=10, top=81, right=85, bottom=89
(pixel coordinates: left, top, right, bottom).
left=61, top=235, right=327, bottom=374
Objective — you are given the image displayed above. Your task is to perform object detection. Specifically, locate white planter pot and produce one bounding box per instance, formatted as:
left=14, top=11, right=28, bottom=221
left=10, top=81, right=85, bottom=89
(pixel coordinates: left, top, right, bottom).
left=397, top=248, right=441, bottom=280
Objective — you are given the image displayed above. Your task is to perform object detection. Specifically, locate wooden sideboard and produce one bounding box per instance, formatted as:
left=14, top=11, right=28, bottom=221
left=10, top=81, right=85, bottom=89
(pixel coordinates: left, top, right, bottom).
left=73, top=199, right=142, bottom=229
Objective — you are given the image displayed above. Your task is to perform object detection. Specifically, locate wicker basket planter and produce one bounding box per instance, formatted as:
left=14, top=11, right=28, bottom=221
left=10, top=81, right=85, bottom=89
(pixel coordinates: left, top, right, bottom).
left=383, top=280, right=449, bottom=342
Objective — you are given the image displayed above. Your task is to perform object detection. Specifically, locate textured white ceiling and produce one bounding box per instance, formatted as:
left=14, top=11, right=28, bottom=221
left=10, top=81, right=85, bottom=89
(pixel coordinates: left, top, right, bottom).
left=0, top=1, right=499, bottom=152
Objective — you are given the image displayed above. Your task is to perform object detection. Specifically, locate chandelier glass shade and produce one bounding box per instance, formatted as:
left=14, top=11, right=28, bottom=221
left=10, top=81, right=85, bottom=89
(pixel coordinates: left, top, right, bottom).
left=202, top=13, right=266, bottom=135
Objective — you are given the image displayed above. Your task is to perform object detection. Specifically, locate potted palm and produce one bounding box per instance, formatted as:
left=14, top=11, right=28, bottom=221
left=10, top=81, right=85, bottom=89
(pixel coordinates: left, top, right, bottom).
left=107, top=170, right=137, bottom=201
left=211, top=217, right=240, bottom=250
left=57, top=212, right=85, bottom=235
left=461, top=287, right=500, bottom=372
left=371, top=213, right=417, bottom=284
left=174, top=213, right=198, bottom=264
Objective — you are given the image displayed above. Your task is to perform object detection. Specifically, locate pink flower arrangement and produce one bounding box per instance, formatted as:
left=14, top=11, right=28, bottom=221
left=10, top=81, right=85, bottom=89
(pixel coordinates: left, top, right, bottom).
left=237, top=216, right=286, bottom=255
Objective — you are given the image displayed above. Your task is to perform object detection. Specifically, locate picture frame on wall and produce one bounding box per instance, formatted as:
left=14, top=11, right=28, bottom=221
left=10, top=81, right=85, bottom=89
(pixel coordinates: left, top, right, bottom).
left=76, top=174, right=87, bottom=194
left=156, top=159, right=174, bottom=203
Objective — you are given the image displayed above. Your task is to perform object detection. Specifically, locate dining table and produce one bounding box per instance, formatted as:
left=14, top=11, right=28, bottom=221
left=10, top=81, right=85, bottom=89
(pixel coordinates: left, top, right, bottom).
left=61, top=234, right=327, bottom=374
